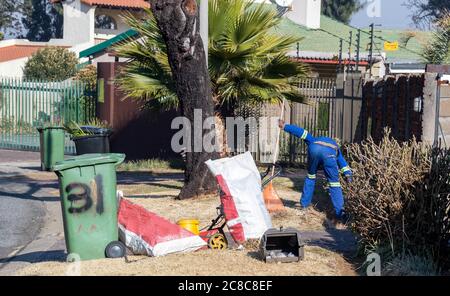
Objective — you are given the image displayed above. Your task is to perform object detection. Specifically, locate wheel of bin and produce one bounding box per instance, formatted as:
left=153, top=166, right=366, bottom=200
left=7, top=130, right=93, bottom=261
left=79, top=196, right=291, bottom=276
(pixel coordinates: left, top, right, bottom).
left=208, top=233, right=228, bottom=250
left=105, top=241, right=126, bottom=258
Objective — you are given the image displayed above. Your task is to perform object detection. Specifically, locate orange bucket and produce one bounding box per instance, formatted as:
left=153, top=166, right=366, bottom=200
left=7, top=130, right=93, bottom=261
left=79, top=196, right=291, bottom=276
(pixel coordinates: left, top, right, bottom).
left=177, top=219, right=200, bottom=235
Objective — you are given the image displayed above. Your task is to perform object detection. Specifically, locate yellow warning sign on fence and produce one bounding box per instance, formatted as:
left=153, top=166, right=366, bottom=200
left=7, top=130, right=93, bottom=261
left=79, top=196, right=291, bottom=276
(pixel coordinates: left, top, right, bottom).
left=384, top=41, right=399, bottom=51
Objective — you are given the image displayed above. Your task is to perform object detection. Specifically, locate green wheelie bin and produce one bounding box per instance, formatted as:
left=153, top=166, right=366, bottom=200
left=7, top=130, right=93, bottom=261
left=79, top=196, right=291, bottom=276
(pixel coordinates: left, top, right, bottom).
left=37, top=126, right=65, bottom=171
left=53, top=153, right=126, bottom=261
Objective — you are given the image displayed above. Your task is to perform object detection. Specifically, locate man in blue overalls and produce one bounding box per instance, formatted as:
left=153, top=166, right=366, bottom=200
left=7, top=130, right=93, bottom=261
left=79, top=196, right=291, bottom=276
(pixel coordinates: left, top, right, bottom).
left=278, top=120, right=352, bottom=220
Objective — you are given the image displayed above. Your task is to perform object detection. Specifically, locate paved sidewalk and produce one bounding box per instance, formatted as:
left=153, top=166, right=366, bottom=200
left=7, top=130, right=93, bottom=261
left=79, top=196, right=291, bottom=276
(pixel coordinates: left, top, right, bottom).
left=0, top=150, right=66, bottom=275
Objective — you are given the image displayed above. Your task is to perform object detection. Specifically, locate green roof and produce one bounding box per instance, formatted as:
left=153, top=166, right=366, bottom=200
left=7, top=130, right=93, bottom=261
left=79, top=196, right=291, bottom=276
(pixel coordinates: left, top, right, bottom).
left=277, top=15, right=432, bottom=63
left=79, top=29, right=138, bottom=59
left=80, top=14, right=432, bottom=63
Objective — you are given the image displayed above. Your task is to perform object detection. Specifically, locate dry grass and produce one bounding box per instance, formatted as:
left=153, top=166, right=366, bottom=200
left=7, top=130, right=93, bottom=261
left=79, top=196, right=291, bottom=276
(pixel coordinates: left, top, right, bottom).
left=117, top=177, right=329, bottom=232
left=16, top=169, right=356, bottom=276
left=17, top=246, right=355, bottom=276
left=118, top=180, right=184, bottom=196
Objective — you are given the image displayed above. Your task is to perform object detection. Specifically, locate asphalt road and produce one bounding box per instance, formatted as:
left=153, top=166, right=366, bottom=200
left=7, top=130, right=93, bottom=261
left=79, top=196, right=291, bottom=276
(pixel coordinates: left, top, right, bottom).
left=0, top=190, right=45, bottom=260
left=0, top=150, right=46, bottom=262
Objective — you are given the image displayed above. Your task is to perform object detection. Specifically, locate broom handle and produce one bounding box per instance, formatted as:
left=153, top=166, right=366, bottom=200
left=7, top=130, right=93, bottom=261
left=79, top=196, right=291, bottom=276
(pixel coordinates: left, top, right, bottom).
left=271, top=99, right=286, bottom=176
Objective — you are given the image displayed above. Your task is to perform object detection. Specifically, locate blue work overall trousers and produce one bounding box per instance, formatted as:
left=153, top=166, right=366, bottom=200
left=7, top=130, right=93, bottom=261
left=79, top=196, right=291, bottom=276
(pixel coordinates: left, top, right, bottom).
left=284, top=125, right=352, bottom=218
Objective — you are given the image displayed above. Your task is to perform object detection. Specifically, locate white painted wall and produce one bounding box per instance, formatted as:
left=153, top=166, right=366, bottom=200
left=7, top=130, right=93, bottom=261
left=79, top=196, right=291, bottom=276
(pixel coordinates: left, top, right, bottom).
left=0, top=2, right=145, bottom=77
left=0, top=58, right=28, bottom=78
left=62, top=0, right=96, bottom=46
left=247, top=0, right=323, bottom=29
left=0, top=39, right=94, bottom=78
left=286, top=0, right=322, bottom=29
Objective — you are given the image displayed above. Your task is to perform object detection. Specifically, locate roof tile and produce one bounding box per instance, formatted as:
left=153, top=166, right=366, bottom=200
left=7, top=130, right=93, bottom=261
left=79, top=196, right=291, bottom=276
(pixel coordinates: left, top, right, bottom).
left=51, top=0, right=150, bottom=9
left=0, top=45, right=46, bottom=63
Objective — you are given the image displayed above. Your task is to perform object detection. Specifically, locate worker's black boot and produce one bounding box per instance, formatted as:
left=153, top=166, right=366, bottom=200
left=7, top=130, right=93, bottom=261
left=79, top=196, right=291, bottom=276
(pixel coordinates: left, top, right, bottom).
left=339, top=212, right=350, bottom=224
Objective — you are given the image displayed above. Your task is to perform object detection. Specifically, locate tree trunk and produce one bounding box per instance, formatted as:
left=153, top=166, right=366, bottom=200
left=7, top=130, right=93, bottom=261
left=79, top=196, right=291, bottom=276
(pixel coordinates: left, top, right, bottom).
left=150, top=0, right=219, bottom=199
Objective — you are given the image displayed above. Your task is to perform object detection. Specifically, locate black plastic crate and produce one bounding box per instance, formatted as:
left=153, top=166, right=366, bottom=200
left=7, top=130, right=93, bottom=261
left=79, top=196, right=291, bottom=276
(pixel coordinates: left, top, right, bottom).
left=259, top=227, right=305, bottom=263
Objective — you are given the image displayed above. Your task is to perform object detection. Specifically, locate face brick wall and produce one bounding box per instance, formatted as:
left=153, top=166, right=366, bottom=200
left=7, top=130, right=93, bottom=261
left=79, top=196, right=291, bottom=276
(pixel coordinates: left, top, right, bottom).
left=361, top=75, right=424, bottom=143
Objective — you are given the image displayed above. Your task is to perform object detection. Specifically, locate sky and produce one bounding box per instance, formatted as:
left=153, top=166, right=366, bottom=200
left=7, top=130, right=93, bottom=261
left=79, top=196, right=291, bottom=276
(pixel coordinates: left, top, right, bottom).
left=1, top=0, right=421, bottom=40
left=350, top=0, right=416, bottom=30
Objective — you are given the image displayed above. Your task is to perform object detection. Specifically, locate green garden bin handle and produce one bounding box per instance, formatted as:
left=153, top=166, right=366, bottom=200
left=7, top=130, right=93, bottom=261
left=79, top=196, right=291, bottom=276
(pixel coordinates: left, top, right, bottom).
left=112, top=153, right=126, bottom=166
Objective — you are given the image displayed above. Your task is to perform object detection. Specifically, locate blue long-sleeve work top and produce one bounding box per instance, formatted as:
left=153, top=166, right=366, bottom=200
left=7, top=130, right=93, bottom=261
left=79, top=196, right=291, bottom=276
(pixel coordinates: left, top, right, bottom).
left=284, top=124, right=352, bottom=176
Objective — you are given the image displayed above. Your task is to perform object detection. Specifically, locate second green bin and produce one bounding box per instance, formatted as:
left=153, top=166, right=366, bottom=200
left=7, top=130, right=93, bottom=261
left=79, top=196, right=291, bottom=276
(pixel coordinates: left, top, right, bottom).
left=37, top=126, right=65, bottom=171
left=53, top=153, right=125, bottom=260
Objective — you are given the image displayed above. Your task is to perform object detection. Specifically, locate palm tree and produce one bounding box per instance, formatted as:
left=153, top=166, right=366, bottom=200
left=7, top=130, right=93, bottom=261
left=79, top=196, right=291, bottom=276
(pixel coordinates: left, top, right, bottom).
left=422, top=12, right=450, bottom=64
left=116, top=0, right=309, bottom=153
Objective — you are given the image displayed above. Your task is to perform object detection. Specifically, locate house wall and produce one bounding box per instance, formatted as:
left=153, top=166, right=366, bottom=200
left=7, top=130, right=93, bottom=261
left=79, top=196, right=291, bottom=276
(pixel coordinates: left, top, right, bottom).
left=361, top=75, right=424, bottom=143
left=437, top=84, right=450, bottom=146
left=0, top=39, right=93, bottom=77
left=423, top=71, right=450, bottom=146
left=287, top=0, right=322, bottom=29
left=94, top=8, right=142, bottom=39
left=0, top=58, right=28, bottom=78
left=61, top=1, right=142, bottom=44
left=62, top=0, right=96, bottom=46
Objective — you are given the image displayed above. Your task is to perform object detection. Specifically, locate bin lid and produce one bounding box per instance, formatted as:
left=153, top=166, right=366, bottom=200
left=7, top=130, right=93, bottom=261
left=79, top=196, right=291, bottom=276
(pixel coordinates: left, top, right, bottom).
left=37, top=126, right=65, bottom=132
left=53, top=153, right=125, bottom=171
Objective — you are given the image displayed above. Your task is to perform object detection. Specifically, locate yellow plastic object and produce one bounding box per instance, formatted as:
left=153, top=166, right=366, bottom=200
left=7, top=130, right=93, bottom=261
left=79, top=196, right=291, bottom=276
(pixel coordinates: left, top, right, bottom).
left=177, top=219, right=200, bottom=235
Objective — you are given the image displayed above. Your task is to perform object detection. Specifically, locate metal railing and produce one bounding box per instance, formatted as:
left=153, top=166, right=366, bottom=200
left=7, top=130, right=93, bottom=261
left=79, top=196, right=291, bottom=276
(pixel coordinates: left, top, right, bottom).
left=0, top=77, right=96, bottom=154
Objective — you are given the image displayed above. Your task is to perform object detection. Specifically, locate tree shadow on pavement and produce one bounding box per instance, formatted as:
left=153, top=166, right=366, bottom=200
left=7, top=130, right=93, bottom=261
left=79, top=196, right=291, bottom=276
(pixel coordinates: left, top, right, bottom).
left=0, top=172, right=59, bottom=202
left=0, top=250, right=66, bottom=265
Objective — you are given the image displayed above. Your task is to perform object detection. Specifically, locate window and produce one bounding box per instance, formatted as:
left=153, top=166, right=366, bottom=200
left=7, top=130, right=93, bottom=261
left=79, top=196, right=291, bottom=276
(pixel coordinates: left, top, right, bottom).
left=95, top=15, right=117, bottom=30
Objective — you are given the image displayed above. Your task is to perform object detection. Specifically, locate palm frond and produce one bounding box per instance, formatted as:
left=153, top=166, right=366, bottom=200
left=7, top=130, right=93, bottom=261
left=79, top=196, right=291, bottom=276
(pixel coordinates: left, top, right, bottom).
left=422, top=13, right=450, bottom=64
left=116, top=0, right=309, bottom=112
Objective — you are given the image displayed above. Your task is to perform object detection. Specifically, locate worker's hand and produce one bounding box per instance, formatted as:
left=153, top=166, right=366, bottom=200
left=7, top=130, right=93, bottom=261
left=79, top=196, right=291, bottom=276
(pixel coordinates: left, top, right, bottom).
left=278, top=119, right=285, bottom=129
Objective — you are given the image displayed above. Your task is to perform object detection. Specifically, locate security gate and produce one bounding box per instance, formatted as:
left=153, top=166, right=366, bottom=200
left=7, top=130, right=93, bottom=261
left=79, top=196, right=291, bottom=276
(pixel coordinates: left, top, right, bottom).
left=279, top=78, right=339, bottom=165
left=0, top=77, right=96, bottom=154
left=235, top=78, right=341, bottom=166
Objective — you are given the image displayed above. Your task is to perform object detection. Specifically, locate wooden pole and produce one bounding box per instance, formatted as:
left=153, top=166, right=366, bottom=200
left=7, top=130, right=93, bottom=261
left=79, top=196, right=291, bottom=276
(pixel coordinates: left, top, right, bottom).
left=271, top=99, right=286, bottom=176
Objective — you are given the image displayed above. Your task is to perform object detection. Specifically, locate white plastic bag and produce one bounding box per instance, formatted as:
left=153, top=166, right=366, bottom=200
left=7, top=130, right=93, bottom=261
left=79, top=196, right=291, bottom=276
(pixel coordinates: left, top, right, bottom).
left=205, top=152, right=272, bottom=241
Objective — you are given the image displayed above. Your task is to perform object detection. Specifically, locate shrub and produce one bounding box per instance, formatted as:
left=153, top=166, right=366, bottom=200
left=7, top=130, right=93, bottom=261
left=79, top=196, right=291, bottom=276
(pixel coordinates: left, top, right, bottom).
left=0, top=117, right=35, bottom=134
left=23, top=46, right=78, bottom=81
left=343, top=128, right=450, bottom=265
left=63, top=118, right=110, bottom=138
left=75, top=64, right=97, bottom=87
